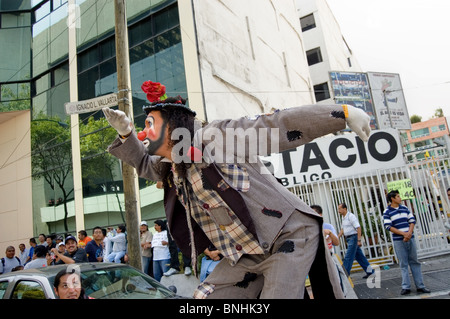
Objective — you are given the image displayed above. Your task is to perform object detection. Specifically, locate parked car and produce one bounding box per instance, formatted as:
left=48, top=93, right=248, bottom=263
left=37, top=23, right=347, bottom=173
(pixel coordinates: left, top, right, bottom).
left=0, top=263, right=179, bottom=299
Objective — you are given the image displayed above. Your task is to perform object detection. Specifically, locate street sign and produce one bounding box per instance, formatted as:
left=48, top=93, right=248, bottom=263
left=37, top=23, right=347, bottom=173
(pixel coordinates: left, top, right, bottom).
left=65, top=93, right=118, bottom=115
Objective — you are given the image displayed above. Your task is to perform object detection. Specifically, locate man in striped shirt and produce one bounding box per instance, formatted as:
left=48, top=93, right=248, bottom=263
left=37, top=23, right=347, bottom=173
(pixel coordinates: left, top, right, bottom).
left=383, top=190, right=430, bottom=295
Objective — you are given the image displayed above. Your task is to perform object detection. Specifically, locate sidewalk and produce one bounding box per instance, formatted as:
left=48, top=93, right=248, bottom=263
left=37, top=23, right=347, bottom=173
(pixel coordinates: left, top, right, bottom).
left=159, top=253, right=450, bottom=299
left=351, top=253, right=450, bottom=299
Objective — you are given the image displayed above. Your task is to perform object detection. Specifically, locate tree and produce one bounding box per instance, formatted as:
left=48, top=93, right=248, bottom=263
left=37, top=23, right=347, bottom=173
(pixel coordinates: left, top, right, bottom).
left=32, top=114, right=143, bottom=231
left=433, top=108, right=444, bottom=118
left=79, top=117, right=125, bottom=222
left=0, top=83, right=30, bottom=112
left=410, top=114, right=422, bottom=124
left=31, top=114, right=72, bottom=231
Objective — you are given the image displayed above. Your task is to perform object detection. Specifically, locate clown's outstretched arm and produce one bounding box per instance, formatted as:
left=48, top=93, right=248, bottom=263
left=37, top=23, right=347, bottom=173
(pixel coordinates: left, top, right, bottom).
left=203, top=104, right=371, bottom=158
left=103, top=107, right=163, bottom=182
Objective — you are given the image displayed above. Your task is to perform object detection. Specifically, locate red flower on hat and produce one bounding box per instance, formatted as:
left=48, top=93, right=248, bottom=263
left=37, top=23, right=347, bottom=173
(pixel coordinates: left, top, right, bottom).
left=141, top=81, right=168, bottom=103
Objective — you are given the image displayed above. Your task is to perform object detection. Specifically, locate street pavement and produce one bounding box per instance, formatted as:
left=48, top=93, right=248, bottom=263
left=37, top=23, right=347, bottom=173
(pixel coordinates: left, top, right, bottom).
left=158, top=253, right=450, bottom=300
left=351, top=253, right=450, bottom=299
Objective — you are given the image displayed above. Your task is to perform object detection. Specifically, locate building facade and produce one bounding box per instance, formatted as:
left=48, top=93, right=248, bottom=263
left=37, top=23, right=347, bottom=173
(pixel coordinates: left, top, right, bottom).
left=295, top=0, right=362, bottom=104
left=403, top=116, right=450, bottom=162
left=0, top=0, right=313, bottom=254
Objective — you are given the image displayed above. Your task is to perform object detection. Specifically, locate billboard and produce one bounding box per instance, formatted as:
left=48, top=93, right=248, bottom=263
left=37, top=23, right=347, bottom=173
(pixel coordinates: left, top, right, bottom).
left=261, top=129, right=405, bottom=188
left=367, top=72, right=411, bottom=130
left=329, top=71, right=378, bottom=129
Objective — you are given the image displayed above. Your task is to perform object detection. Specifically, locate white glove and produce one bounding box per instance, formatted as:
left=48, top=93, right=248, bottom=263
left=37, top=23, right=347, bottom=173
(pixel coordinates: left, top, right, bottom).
left=102, top=107, right=132, bottom=136
left=345, top=104, right=371, bottom=142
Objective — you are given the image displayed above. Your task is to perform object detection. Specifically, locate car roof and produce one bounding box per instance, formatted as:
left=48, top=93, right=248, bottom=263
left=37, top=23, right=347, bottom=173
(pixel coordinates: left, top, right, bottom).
left=0, top=263, right=130, bottom=280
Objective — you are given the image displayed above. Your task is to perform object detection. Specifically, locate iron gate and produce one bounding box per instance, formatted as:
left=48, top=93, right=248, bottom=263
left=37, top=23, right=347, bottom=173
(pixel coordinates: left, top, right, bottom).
left=288, top=157, right=450, bottom=270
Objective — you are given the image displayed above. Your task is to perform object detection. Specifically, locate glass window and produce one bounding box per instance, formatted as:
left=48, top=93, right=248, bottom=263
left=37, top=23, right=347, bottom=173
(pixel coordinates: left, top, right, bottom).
left=0, top=27, right=31, bottom=82
left=11, top=280, right=46, bottom=299
left=410, top=128, right=430, bottom=139
left=129, top=18, right=152, bottom=48
left=32, top=13, right=50, bottom=76
left=314, top=82, right=330, bottom=102
left=1, top=0, right=32, bottom=11
left=34, top=1, right=51, bottom=22
left=0, top=281, right=8, bottom=299
left=80, top=265, right=175, bottom=299
left=35, top=73, right=51, bottom=96
left=306, top=47, right=323, bottom=66
left=53, top=62, right=70, bottom=85
left=300, top=13, right=316, bottom=32
left=52, top=0, right=68, bottom=10
left=31, top=0, right=184, bottom=236
left=78, top=67, right=98, bottom=100
left=1, top=12, right=31, bottom=28
left=99, top=38, right=115, bottom=62
left=99, top=58, right=116, bottom=79
left=49, top=3, right=68, bottom=65
left=78, top=47, right=99, bottom=73
left=130, top=38, right=154, bottom=65
left=76, top=0, right=115, bottom=48
left=431, top=124, right=446, bottom=133
left=0, top=82, right=31, bottom=112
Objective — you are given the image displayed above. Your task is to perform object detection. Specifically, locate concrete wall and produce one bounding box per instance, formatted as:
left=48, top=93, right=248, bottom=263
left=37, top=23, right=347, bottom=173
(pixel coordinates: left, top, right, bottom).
left=296, top=0, right=362, bottom=104
left=0, top=110, right=33, bottom=256
left=182, top=0, right=315, bottom=122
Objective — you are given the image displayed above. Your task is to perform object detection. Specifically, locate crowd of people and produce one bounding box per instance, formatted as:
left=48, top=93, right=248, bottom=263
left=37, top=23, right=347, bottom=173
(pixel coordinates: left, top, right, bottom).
left=1, top=190, right=432, bottom=298
left=0, top=220, right=205, bottom=283
left=0, top=226, right=128, bottom=273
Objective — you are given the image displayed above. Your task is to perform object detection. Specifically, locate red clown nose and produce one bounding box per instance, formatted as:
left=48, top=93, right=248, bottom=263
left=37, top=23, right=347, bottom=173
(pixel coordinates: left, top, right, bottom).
left=137, top=131, right=147, bottom=141
left=187, top=146, right=202, bottom=162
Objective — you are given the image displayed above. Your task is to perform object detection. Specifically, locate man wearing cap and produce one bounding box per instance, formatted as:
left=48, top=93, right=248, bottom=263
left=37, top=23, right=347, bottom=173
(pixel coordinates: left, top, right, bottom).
left=102, top=81, right=371, bottom=299
left=140, top=221, right=153, bottom=274
left=52, top=235, right=88, bottom=264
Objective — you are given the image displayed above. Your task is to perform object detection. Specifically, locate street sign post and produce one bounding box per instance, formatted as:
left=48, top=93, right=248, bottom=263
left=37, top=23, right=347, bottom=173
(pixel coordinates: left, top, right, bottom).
left=64, top=93, right=118, bottom=115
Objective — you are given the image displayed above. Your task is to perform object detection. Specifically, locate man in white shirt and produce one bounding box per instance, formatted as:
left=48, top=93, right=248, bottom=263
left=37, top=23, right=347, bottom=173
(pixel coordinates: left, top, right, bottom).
left=0, top=246, right=22, bottom=274
left=107, top=225, right=127, bottom=263
left=337, top=203, right=373, bottom=278
left=18, top=243, right=29, bottom=266
left=24, top=245, right=49, bottom=269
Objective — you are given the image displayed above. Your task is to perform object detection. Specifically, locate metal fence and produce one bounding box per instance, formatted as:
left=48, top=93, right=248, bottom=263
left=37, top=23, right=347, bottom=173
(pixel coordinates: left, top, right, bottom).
left=288, top=156, right=450, bottom=270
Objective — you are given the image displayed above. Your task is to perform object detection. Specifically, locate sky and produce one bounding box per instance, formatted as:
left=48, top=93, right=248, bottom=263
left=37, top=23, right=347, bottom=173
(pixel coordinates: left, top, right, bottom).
left=326, top=0, right=450, bottom=120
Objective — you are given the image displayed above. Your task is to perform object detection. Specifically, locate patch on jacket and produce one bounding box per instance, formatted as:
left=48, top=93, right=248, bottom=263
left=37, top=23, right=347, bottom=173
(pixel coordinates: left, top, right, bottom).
left=287, top=130, right=303, bottom=142
left=261, top=207, right=283, bottom=219
left=331, top=110, right=345, bottom=119
left=219, top=164, right=250, bottom=192
left=234, top=272, right=258, bottom=289
left=276, top=240, right=295, bottom=253
left=201, top=174, right=214, bottom=190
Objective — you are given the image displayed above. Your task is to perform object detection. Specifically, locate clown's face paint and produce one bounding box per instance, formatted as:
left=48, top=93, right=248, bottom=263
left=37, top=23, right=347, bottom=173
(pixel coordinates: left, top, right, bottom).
left=142, top=111, right=169, bottom=157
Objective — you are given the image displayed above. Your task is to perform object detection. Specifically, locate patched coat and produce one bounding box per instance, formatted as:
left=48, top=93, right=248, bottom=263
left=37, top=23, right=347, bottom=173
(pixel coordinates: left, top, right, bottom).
left=108, top=104, right=347, bottom=298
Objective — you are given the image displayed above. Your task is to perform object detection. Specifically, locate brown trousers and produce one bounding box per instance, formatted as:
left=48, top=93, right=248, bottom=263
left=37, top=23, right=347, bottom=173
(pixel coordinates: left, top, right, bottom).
left=194, top=210, right=343, bottom=299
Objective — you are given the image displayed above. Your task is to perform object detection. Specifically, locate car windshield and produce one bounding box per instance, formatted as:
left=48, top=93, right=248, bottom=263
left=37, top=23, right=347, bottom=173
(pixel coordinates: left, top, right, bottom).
left=49, top=265, right=176, bottom=299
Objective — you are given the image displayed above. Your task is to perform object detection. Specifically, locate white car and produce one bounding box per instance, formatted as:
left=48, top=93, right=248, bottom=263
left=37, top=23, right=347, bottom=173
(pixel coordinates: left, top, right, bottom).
left=0, top=263, right=180, bottom=299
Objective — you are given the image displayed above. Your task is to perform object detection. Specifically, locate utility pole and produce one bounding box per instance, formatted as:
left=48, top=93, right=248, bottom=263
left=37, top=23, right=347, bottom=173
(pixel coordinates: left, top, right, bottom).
left=114, top=0, right=141, bottom=271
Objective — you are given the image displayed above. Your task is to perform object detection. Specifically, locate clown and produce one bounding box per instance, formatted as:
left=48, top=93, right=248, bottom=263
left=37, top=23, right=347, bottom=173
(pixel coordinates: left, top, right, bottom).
left=103, top=81, right=371, bottom=299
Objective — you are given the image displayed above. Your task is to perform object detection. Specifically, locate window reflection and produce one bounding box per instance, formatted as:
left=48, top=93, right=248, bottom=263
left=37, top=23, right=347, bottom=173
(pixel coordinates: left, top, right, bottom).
left=30, top=0, right=184, bottom=236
